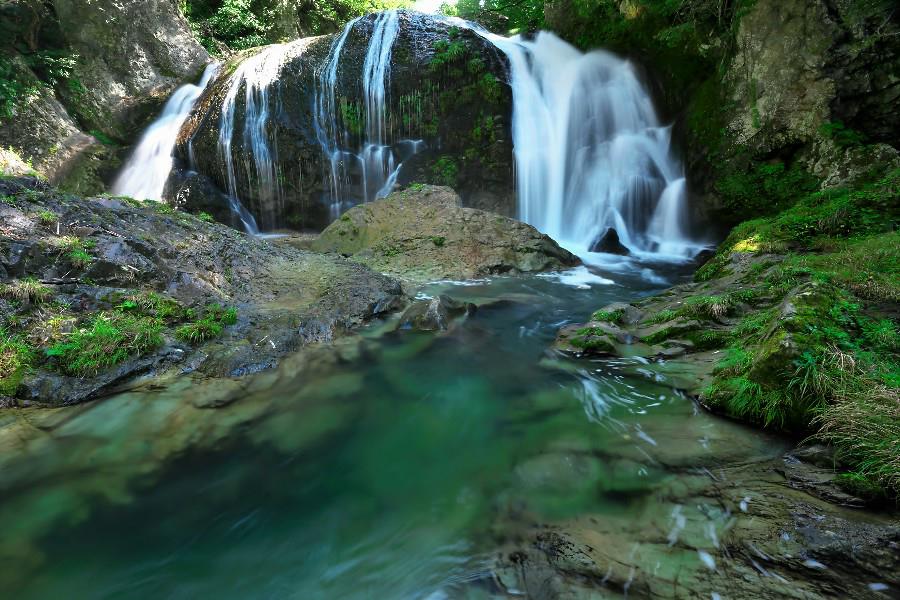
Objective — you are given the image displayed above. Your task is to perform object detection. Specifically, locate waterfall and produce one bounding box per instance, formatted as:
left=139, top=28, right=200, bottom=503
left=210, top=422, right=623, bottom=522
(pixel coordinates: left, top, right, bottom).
left=314, top=9, right=420, bottom=217
left=218, top=43, right=300, bottom=234
left=112, top=63, right=219, bottom=201
left=478, top=30, right=700, bottom=259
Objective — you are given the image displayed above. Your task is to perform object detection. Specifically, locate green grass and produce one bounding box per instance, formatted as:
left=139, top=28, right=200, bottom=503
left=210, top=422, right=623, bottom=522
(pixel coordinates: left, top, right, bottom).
left=0, top=330, right=33, bottom=396
left=115, top=291, right=185, bottom=321
left=36, top=209, right=57, bottom=226
left=1, top=277, right=51, bottom=304
left=55, top=236, right=95, bottom=269
left=175, top=304, right=238, bottom=345
left=197, top=211, right=214, bottom=223
left=680, top=167, right=899, bottom=498
left=45, top=313, right=163, bottom=377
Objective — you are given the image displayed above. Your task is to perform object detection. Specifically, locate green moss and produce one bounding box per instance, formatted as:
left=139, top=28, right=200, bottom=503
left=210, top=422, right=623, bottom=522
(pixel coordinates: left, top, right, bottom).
left=591, top=308, right=624, bottom=323
left=570, top=327, right=616, bottom=353
left=197, top=211, right=214, bottom=223
left=430, top=236, right=446, bottom=247
left=715, top=160, right=820, bottom=222
left=684, top=329, right=731, bottom=350
left=641, top=327, right=678, bottom=345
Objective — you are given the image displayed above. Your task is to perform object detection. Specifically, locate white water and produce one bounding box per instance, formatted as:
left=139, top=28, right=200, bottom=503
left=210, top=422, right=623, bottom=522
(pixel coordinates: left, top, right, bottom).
left=473, top=29, right=701, bottom=259
left=119, top=10, right=702, bottom=256
left=314, top=10, right=421, bottom=217
left=218, top=43, right=303, bottom=234
left=112, top=64, right=219, bottom=201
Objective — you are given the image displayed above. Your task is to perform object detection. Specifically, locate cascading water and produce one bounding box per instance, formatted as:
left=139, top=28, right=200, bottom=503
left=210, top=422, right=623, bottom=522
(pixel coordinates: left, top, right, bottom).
left=475, top=29, right=701, bottom=259
left=126, top=9, right=700, bottom=255
left=314, top=10, right=421, bottom=217
left=217, top=43, right=299, bottom=234
left=112, top=64, right=219, bottom=201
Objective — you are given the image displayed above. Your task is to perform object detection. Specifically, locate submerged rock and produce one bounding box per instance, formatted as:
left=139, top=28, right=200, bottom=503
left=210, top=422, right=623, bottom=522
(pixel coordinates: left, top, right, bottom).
left=311, top=185, right=579, bottom=282
left=397, top=294, right=476, bottom=332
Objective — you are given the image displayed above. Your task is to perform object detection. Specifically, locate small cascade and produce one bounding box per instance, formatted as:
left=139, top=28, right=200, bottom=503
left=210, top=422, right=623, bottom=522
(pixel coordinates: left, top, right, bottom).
left=480, top=30, right=699, bottom=258
left=112, top=63, right=219, bottom=201
left=218, top=43, right=298, bottom=234
left=314, top=10, right=420, bottom=217
left=314, top=15, right=363, bottom=220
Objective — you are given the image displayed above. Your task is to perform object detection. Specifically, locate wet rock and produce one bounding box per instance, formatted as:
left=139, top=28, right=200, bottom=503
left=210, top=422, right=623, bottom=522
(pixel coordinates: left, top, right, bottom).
left=312, top=185, right=579, bottom=283
left=397, top=294, right=476, bottom=332
left=179, top=10, right=514, bottom=229
left=589, top=227, right=630, bottom=255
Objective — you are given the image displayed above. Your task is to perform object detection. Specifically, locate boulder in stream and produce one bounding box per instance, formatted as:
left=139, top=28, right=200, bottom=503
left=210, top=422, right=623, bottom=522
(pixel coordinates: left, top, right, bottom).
left=311, top=185, right=579, bottom=283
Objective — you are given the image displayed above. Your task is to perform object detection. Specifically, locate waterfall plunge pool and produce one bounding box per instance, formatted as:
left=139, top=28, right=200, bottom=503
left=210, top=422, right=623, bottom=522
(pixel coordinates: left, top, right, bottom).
left=0, top=267, right=816, bottom=599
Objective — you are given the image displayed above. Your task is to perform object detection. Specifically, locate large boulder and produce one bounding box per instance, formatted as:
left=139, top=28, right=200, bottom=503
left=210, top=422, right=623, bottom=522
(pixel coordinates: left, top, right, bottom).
left=311, top=185, right=579, bottom=282
left=178, top=10, right=514, bottom=231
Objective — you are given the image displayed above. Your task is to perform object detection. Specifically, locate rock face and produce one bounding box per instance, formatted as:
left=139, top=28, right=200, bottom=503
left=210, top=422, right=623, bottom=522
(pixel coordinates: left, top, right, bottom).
left=726, top=0, right=900, bottom=155
left=311, top=185, right=579, bottom=282
left=0, top=176, right=404, bottom=406
left=179, top=10, right=514, bottom=231
left=51, top=0, right=210, bottom=141
left=0, top=0, right=210, bottom=192
left=0, top=55, right=98, bottom=185
left=692, top=0, right=900, bottom=197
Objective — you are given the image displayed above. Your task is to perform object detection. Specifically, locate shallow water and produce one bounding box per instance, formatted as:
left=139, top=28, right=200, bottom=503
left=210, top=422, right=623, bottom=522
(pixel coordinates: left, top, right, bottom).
left=0, top=269, right=790, bottom=598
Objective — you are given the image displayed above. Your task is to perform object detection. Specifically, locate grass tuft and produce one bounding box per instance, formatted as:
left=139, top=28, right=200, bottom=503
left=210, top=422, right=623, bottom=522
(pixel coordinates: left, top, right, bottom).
left=1, top=277, right=51, bottom=304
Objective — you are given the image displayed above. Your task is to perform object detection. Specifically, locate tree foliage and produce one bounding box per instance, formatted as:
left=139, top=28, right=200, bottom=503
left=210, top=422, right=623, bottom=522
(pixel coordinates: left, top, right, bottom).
left=180, top=0, right=412, bottom=53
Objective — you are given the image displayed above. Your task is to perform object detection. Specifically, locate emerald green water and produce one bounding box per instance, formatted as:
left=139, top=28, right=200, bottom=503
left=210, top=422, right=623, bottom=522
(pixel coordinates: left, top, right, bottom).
left=0, top=271, right=784, bottom=598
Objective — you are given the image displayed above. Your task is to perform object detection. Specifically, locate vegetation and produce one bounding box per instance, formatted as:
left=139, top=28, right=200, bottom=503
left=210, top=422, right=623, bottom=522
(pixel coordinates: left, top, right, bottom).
left=0, top=281, right=239, bottom=389
left=179, top=0, right=411, bottom=53
left=46, top=312, right=164, bottom=376
left=175, top=304, right=239, bottom=344
left=1, top=277, right=51, bottom=304
left=688, top=168, right=900, bottom=498
left=0, top=329, right=33, bottom=395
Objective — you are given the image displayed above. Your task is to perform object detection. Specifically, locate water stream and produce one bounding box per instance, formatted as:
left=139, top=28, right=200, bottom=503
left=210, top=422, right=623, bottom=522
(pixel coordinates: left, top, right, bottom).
left=0, top=271, right=795, bottom=598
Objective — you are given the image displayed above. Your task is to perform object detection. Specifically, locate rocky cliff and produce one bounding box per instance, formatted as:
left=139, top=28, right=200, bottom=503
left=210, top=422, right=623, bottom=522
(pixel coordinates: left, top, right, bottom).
left=0, top=0, right=209, bottom=192
left=175, top=10, right=514, bottom=231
